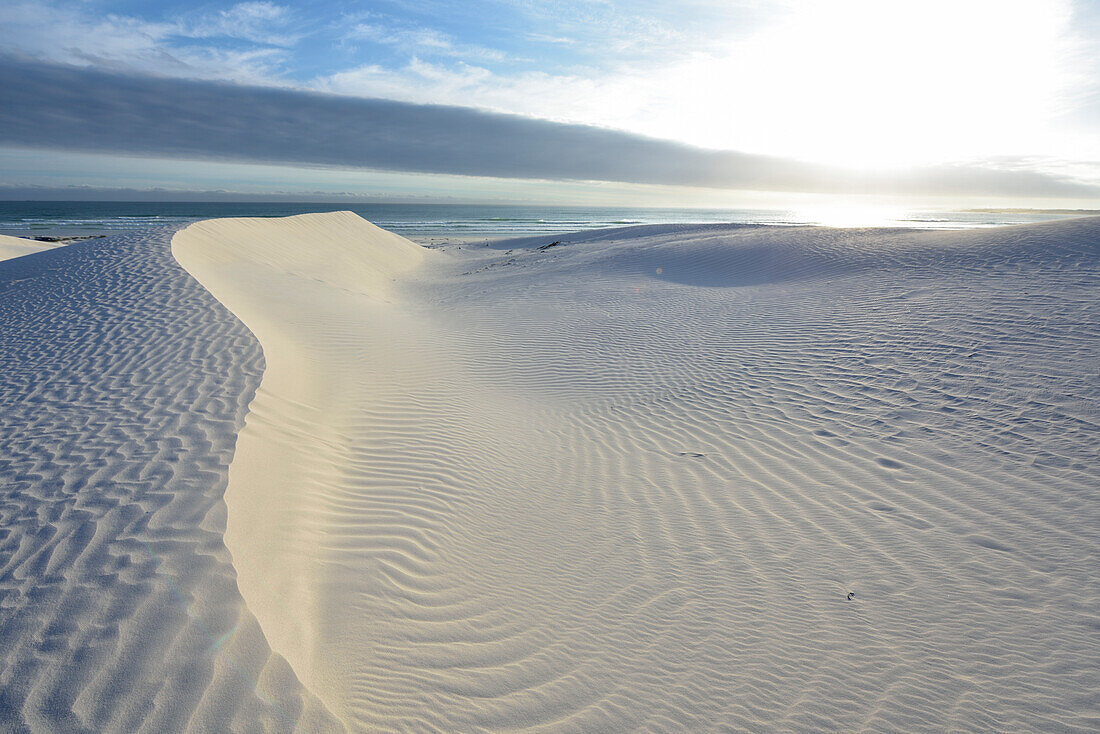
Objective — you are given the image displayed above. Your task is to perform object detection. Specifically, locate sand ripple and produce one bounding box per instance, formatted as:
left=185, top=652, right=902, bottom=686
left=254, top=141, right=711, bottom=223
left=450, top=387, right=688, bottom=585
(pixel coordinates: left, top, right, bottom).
left=175, top=214, right=1098, bottom=732
left=0, top=230, right=338, bottom=732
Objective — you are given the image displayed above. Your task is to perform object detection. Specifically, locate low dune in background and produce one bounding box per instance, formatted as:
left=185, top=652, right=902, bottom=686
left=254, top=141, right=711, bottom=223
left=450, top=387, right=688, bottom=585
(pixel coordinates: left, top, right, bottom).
left=172, top=213, right=1098, bottom=732
left=0, top=233, right=57, bottom=261
left=0, top=212, right=1096, bottom=731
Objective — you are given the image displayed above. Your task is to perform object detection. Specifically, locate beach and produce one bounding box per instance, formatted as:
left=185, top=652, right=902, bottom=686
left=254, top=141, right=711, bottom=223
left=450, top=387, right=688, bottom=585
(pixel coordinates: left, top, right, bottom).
left=1, top=212, right=1098, bottom=731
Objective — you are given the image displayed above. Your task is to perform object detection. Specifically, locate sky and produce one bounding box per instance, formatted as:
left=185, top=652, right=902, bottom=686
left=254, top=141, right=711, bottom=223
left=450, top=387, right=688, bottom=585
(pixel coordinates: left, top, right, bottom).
left=0, top=0, right=1098, bottom=206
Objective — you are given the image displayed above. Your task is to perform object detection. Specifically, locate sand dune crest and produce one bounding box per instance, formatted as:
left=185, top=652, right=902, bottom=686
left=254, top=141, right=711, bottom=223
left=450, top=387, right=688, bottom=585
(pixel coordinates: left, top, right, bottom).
left=0, top=227, right=338, bottom=732
left=172, top=212, right=432, bottom=726
left=171, top=212, right=1098, bottom=731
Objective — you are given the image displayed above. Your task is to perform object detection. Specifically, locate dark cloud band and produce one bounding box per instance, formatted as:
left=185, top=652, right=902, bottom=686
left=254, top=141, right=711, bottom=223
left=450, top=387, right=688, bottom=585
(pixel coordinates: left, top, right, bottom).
left=0, top=57, right=1093, bottom=198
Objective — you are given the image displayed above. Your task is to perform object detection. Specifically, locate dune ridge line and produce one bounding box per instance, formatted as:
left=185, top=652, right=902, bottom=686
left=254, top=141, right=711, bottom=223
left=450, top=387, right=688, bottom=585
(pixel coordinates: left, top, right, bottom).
left=172, top=211, right=430, bottom=728
left=0, top=226, right=340, bottom=732
left=173, top=212, right=1098, bottom=732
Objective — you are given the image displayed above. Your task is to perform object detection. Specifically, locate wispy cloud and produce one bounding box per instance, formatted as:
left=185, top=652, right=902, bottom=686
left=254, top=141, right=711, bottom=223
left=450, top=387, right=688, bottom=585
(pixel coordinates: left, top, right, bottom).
left=178, top=2, right=300, bottom=47
left=0, top=1, right=298, bottom=80
left=523, top=33, right=576, bottom=46
left=315, top=57, right=637, bottom=132
left=1, top=59, right=1095, bottom=199
left=345, top=20, right=508, bottom=62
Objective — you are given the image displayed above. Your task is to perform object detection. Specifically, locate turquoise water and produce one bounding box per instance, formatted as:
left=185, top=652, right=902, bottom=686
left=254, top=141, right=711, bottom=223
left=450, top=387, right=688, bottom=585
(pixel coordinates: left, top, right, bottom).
left=0, top=201, right=1083, bottom=241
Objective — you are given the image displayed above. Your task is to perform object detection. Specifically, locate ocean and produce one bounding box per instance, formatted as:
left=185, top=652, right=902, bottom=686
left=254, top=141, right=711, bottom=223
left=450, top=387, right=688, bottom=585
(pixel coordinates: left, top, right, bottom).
left=0, top=201, right=1085, bottom=243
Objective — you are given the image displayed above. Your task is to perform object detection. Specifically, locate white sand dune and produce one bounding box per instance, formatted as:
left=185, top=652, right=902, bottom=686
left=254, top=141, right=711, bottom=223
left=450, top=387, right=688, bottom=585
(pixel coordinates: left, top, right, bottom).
left=0, top=233, right=58, bottom=262
left=168, top=212, right=1098, bottom=732
left=172, top=213, right=428, bottom=727
left=1, top=212, right=1096, bottom=731
left=0, top=230, right=339, bottom=731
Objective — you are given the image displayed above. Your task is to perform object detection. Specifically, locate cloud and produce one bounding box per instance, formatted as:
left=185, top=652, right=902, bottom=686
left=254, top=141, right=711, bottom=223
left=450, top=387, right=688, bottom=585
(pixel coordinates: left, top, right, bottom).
left=317, top=58, right=634, bottom=132
left=0, top=183, right=427, bottom=203
left=344, top=20, right=508, bottom=62
left=3, top=0, right=1095, bottom=172
left=317, top=0, right=1096, bottom=169
left=0, top=1, right=295, bottom=80
left=523, top=33, right=576, bottom=46
left=0, top=58, right=1096, bottom=199
left=179, top=2, right=299, bottom=47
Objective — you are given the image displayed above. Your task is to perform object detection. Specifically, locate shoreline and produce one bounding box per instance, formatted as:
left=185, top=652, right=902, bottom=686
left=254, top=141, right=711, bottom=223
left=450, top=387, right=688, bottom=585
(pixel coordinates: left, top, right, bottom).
left=3, top=201, right=1094, bottom=242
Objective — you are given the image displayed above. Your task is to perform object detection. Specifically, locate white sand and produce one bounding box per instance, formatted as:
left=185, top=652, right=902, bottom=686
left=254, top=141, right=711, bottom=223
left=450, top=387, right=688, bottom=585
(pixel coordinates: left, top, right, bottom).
left=0, top=233, right=58, bottom=261
left=172, top=213, right=428, bottom=723
left=0, top=211, right=1095, bottom=731
left=0, top=226, right=338, bottom=732
left=167, top=212, right=1099, bottom=732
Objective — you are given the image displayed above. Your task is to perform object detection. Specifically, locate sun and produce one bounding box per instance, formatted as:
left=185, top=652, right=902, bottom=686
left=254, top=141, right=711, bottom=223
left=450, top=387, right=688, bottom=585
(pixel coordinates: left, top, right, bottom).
left=643, top=0, right=1077, bottom=170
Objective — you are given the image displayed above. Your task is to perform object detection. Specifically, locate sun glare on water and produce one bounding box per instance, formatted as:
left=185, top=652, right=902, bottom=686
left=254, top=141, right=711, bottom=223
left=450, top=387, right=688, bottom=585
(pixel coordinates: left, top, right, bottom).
left=797, top=204, right=906, bottom=228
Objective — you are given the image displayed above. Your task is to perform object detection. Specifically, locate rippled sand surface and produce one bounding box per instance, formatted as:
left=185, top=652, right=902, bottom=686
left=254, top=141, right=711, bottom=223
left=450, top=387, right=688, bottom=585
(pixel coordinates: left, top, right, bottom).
left=176, top=213, right=1099, bottom=732
left=0, top=227, right=338, bottom=731
left=2, top=213, right=1096, bottom=732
